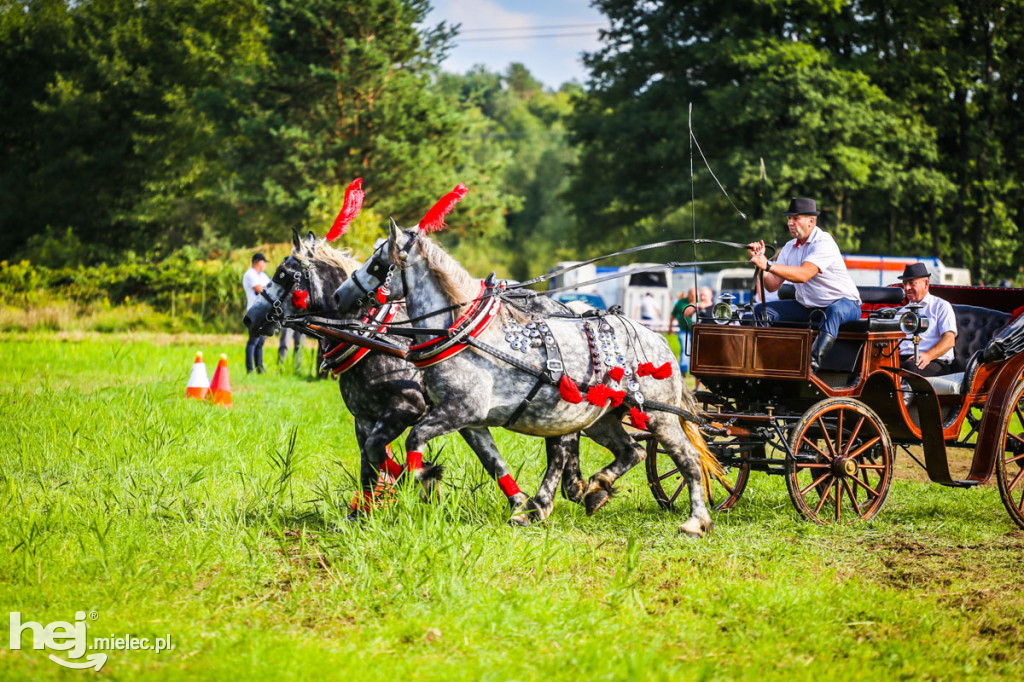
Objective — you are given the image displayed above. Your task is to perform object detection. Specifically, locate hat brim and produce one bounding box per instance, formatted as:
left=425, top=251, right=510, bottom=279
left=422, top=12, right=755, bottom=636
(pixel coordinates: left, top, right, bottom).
left=781, top=211, right=819, bottom=216
left=897, top=274, right=928, bottom=281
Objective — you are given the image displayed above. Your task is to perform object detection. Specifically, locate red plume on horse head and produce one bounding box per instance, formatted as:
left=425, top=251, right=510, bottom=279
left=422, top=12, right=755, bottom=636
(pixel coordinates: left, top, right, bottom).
left=325, top=178, right=364, bottom=242
left=419, top=183, right=468, bottom=234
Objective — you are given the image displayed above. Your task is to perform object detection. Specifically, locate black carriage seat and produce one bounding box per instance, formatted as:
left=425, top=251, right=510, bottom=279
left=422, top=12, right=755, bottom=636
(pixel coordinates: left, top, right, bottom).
left=772, top=285, right=904, bottom=373
left=924, top=305, right=1011, bottom=395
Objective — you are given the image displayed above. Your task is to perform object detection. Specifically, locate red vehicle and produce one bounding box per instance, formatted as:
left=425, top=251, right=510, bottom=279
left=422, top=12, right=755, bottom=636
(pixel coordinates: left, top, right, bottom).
left=644, top=283, right=1024, bottom=526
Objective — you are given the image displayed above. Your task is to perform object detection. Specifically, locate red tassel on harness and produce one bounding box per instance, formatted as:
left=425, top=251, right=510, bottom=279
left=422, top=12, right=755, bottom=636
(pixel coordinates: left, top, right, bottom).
left=560, top=375, right=583, bottom=403
left=586, top=384, right=613, bottom=406
left=291, top=290, right=309, bottom=309
left=608, top=367, right=625, bottom=382
left=325, top=178, right=364, bottom=242
left=607, top=389, right=626, bottom=407
left=629, top=406, right=651, bottom=431
left=652, top=362, right=672, bottom=379
left=636, top=362, right=672, bottom=379
left=419, top=183, right=468, bottom=233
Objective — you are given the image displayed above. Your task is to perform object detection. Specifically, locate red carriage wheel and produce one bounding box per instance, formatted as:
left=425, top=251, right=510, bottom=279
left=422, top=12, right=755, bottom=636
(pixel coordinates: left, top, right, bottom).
left=785, top=398, right=893, bottom=524
left=644, top=434, right=752, bottom=511
left=996, top=380, right=1024, bottom=529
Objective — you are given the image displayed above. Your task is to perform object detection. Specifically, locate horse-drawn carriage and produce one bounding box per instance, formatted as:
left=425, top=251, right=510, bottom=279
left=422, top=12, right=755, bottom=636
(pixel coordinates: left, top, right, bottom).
left=644, top=283, right=1024, bottom=527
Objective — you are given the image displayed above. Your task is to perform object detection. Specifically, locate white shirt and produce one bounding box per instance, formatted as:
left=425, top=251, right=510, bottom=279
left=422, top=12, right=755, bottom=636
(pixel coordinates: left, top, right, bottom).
left=776, top=226, right=861, bottom=308
left=243, top=267, right=270, bottom=310
left=640, top=296, right=659, bottom=319
left=898, top=293, right=957, bottom=362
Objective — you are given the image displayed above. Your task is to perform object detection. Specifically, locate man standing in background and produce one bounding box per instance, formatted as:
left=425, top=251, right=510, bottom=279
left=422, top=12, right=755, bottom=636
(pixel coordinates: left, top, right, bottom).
left=243, top=253, right=270, bottom=375
left=669, top=288, right=696, bottom=376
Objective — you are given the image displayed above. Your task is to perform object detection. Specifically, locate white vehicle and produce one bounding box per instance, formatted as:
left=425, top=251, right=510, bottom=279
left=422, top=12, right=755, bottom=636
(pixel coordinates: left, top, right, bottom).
left=593, top=263, right=673, bottom=332
left=842, top=255, right=971, bottom=287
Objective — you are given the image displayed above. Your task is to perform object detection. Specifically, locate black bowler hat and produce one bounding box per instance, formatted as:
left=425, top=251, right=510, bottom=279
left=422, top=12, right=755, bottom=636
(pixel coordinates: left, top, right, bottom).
left=782, top=197, right=819, bottom=216
left=897, top=262, right=930, bottom=281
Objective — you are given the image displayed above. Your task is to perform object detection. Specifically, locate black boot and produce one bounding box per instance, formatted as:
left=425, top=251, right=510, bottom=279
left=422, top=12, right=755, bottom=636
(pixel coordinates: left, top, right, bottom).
left=810, top=332, right=836, bottom=373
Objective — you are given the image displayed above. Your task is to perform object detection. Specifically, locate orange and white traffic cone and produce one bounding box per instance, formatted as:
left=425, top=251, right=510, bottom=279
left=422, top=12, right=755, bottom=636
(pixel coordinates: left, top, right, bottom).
left=184, top=351, right=210, bottom=400
left=208, top=354, right=233, bottom=407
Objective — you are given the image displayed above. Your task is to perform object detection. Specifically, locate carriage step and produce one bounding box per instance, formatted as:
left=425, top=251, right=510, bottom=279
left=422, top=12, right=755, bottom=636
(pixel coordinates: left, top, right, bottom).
left=937, top=480, right=982, bottom=489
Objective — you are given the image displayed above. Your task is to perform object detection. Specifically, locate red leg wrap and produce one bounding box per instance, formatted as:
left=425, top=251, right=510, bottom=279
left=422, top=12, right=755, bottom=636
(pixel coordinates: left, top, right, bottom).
left=382, top=456, right=403, bottom=478
left=350, top=490, right=374, bottom=512
left=498, top=474, right=521, bottom=497
left=406, top=451, right=423, bottom=471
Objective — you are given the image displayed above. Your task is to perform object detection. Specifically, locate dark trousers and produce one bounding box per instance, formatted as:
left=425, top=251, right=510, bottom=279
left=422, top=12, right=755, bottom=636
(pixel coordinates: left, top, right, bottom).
left=246, top=330, right=265, bottom=373
left=900, top=355, right=953, bottom=377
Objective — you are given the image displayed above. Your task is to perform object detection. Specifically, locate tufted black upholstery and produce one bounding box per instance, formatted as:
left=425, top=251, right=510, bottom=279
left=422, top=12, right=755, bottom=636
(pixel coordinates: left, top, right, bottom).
left=950, top=305, right=1010, bottom=372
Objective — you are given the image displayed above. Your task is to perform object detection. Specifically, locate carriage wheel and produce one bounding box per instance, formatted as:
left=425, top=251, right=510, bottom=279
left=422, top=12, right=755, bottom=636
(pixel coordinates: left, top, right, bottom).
left=995, top=380, right=1024, bottom=529
left=644, top=435, right=752, bottom=511
left=785, top=398, right=893, bottom=524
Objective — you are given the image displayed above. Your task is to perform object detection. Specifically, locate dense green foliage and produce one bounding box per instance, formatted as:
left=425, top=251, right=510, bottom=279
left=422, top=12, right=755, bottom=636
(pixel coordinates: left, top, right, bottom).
left=1, top=0, right=1023, bottom=286
left=570, top=0, right=1024, bottom=282
left=1, top=335, right=1023, bottom=678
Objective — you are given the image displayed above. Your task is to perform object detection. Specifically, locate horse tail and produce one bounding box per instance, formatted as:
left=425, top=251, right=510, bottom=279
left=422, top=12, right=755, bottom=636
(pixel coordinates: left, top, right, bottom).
left=678, top=387, right=726, bottom=500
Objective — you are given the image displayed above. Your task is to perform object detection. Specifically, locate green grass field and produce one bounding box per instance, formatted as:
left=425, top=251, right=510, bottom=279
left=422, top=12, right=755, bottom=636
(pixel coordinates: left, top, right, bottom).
left=1, top=334, right=1022, bottom=680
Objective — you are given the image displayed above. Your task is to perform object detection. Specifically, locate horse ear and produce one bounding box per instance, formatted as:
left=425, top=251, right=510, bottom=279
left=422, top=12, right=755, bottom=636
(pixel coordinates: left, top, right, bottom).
left=305, top=231, right=316, bottom=247
left=291, top=227, right=302, bottom=250
left=388, top=217, right=399, bottom=248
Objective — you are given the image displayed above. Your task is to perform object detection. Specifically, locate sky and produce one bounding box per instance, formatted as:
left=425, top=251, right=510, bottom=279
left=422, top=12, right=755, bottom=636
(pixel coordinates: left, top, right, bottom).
left=425, top=0, right=607, bottom=90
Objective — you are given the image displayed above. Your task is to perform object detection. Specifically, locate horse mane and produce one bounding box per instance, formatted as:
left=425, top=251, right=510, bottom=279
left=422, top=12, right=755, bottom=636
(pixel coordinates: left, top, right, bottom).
left=415, top=236, right=480, bottom=311
left=296, top=240, right=362, bottom=277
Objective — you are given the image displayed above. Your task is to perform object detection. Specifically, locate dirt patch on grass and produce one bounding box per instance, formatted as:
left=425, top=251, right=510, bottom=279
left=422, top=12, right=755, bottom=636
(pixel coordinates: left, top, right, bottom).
left=894, top=445, right=982, bottom=484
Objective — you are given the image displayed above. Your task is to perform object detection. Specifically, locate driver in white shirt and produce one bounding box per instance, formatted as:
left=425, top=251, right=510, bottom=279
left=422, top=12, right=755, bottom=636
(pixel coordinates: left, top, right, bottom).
left=747, top=197, right=862, bottom=371
left=896, top=262, right=957, bottom=377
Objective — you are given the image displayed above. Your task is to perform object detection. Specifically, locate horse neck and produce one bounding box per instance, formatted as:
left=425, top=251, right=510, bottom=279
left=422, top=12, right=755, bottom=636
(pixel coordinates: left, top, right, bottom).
left=299, top=252, right=349, bottom=316
left=403, top=239, right=479, bottom=328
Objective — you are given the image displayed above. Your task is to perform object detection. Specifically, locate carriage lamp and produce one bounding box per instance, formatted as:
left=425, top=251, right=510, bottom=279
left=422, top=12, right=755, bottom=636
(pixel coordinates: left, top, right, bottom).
left=711, top=294, right=738, bottom=325
left=899, top=304, right=930, bottom=364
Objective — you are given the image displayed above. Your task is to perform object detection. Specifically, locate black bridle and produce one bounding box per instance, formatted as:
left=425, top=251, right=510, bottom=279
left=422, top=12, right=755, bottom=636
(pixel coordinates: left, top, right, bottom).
left=259, top=257, right=316, bottom=325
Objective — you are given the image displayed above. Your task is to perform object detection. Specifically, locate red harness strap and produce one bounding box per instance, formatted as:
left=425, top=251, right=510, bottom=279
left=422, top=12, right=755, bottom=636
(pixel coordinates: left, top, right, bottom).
left=327, top=304, right=401, bottom=376
left=409, top=281, right=502, bottom=368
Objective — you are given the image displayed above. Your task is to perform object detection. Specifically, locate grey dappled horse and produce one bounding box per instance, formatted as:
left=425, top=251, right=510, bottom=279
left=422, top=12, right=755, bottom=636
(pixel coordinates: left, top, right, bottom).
left=333, top=222, right=714, bottom=537
left=243, top=230, right=580, bottom=524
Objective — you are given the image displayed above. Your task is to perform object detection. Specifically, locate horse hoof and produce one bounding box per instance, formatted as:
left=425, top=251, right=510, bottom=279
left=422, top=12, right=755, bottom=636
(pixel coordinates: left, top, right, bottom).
left=678, top=517, right=711, bottom=538
left=508, top=514, right=531, bottom=527
left=584, top=489, right=610, bottom=516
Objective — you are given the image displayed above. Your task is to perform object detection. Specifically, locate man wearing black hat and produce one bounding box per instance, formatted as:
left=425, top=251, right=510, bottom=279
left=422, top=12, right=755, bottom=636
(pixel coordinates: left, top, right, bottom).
left=243, top=253, right=271, bottom=374
left=748, top=198, right=862, bottom=371
left=896, top=262, right=957, bottom=376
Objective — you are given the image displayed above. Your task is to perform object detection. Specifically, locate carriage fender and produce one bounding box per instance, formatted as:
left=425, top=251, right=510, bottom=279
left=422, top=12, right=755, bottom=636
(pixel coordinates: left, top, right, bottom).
left=971, top=355, right=1024, bottom=481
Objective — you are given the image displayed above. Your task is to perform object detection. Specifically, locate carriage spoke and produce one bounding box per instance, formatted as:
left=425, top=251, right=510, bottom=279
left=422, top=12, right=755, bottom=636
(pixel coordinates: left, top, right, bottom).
left=857, top=463, right=888, bottom=470
left=800, top=471, right=832, bottom=496
left=801, top=438, right=831, bottom=461
left=668, top=481, right=686, bottom=506
left=836, top=409, right=845, bottom=458
left=833, top=479, right=842, bottom=522
left=658, top=467, right=682, bottom=482
left=815, top=416, right=838, bottom=460
left=843, top=416, right=866, bottom=457
left=846, top=435, right=882, bottom=460
left=796, top=462, right=831, bottom=469
left=813, top=479, right=834, bottom=515
left=843, top=478, right=864, bottom=517
left=850, top=473, right=881, bottom=499
left=1006, top=465, right=1024, bottom=493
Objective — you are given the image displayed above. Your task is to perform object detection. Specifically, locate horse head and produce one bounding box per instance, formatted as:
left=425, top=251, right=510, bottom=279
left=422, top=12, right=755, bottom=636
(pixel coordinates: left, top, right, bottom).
left=333, top=218, right=417, bottom=313
left=243, top=228, right=358, bottom=335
